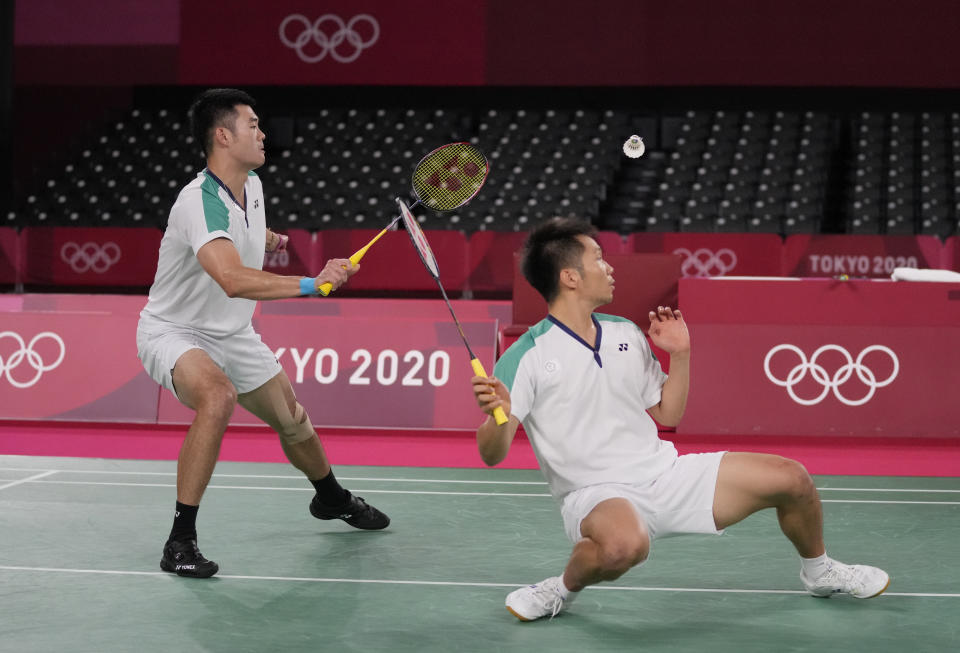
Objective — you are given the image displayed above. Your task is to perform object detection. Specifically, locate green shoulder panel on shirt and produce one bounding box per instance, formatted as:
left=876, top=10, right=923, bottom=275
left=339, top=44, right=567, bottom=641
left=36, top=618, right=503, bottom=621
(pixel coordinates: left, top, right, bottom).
left=595, top=312, right=658, bottom=361
left=200, top=173, right=230, bottom=233
left=247, top=170, right=258, bottom=177
left=494, top=318, right=553, bottom=391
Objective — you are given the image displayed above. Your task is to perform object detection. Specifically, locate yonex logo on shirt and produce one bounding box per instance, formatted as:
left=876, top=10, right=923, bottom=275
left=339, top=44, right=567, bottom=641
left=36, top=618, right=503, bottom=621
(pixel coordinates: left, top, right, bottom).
left=618, top=343, right=629, bottom=351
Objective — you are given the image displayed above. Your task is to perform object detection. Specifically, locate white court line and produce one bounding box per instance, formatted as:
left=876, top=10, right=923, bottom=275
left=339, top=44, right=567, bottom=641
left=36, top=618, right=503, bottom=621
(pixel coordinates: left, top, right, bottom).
left=0, top=470, right=57, bottom=491
left=6, top=478, right=960, bottom=504
left=0, top=468, right=548, bottom=485
left=0, top=565, right=955, bottom=598
left=8, top=479, right=552, bottom=497
left=0, top=467, right=958, bottom=493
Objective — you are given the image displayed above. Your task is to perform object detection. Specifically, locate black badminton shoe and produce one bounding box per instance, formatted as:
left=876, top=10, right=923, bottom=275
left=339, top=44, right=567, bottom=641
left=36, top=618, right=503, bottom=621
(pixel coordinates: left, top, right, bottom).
left=160, top=538, right=220, bottom=578
left=309, top=491, right=390, bottom=530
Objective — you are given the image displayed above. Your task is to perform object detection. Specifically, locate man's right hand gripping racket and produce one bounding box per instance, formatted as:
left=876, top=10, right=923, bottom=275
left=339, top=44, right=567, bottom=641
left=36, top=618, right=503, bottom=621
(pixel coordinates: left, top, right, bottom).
left=317, top=142, right=489, bottom=296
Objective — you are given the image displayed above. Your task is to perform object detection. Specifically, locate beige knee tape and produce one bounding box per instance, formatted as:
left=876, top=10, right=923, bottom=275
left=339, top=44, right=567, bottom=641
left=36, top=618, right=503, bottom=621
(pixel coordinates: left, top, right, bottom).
left=278, top=401, right=315, bottom=445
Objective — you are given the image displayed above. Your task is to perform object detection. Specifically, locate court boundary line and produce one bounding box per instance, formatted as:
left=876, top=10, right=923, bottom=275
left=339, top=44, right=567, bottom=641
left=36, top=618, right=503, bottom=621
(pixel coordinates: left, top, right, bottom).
left=2, top=478, right=960, bottom=504
left=0, top=466, right=958, bottom=494
left=0, top=564, right=956, bottom=598
left=0, top=470, right=56, bottom=491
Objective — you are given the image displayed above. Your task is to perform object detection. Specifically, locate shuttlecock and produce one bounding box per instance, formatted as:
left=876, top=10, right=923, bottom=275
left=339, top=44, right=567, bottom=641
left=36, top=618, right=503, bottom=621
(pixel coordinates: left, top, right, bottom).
left=622, top=135, right=645, bottom=158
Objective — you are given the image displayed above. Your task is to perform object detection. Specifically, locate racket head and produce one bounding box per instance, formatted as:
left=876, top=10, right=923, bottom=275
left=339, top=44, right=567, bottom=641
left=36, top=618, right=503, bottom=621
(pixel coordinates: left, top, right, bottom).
left=398, top=198, right=440, bottom=279
left=410, top=142, right=489, bottom=212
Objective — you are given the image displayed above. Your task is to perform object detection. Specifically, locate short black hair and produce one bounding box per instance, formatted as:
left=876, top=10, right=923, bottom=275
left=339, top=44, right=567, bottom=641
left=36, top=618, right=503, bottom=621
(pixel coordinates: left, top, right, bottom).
left=521, top=217, right=598, bottom=303
left=188, top=88, right=257, bottom=157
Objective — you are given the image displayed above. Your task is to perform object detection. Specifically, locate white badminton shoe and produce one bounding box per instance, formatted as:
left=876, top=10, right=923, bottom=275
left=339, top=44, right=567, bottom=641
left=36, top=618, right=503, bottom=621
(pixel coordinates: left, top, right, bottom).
left=505, top=576, right=571, bottom=621
left=801, top=560, right=890, bottom=598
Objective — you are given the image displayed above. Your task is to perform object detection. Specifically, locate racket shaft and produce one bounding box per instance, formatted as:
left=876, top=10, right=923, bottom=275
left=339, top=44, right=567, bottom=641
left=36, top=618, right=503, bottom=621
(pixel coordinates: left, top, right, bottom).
left=470, top=358, right=509, bottom=425
left=316, top=214, right=403, bottom=296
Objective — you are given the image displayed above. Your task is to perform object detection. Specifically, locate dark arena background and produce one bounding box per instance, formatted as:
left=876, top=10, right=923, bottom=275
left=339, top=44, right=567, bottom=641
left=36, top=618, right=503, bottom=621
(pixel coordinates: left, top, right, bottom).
left=1, top=2, right=958, bottom=651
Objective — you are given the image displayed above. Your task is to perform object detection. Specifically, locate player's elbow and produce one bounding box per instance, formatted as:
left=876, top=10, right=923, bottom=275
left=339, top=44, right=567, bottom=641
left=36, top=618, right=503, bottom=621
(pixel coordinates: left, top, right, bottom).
left=217, top=271, right=244, bottom=298
left=657, top=415, right=682, bottom=428
left=222, top=284, right=241, bottom=299
left=480, top=450, right=505, bottom=467
left=477, top=435, right=507, bottom=466
left=649, top=404, right=684, bottom=428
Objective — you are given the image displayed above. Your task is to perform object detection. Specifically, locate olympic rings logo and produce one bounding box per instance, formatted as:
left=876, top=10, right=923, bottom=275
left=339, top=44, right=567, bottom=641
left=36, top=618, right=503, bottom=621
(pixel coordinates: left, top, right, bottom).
left=279, top=14, right=380, bottom=64
left=763, top=344, right=899, bottom=407
left=60, top=242, right=121, bottom=274
left=0, top=331, right=66, bottom=389
left=673, top=247, right=738, bottom=277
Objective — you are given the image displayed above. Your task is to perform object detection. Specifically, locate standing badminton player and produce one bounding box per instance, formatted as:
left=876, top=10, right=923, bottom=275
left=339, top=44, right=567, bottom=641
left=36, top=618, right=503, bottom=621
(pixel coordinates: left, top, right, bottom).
left=137, top=89, right=389, bottom=579
left=471, top=217, right=888, bottom=621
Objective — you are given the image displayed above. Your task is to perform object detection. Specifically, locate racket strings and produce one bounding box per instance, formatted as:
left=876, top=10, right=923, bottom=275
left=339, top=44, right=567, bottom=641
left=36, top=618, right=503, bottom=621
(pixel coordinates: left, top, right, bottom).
left=411, top=143, right=488, bottom=211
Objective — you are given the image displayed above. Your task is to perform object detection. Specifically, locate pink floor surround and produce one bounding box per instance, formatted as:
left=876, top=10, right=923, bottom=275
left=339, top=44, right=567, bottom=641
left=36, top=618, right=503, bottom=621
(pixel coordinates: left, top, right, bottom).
left=1, top=421, right=957, bottom=476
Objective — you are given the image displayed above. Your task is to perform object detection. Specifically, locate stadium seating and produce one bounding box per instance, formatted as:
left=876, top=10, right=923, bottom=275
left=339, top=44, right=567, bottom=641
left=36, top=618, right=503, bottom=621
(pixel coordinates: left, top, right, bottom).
left=9, top=104, right=959, bottom=242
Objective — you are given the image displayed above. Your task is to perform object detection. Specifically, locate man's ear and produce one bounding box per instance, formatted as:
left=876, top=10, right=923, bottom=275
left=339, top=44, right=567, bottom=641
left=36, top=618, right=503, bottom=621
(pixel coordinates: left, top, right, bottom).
left=214, top=126, right=232, bottom=148
left=559, top=267, right=580, bottom=290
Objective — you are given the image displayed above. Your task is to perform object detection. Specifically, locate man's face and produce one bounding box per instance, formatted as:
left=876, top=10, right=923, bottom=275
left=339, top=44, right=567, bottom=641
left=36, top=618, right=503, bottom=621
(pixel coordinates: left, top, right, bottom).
left=222, top=104, right=266, bottom=169
left=573, top=235, right=615, bottom=306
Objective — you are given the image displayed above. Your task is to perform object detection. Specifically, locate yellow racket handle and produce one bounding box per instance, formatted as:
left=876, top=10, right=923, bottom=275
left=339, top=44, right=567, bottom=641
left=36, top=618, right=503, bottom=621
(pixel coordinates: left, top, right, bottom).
left=470, top=358, right=508, bottom=425
left=316, top=227, right=390, bottom=296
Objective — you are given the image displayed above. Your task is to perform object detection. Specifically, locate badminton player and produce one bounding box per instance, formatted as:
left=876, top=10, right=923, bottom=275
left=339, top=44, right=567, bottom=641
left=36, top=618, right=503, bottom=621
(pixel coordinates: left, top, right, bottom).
left=471, top=217, right=888, bottom=620
left=137, top=88, right=389, bottom=579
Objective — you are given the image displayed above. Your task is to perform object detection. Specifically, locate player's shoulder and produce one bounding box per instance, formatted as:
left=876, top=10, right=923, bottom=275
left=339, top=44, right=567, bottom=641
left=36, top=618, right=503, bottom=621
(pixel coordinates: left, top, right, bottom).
left=595, top=312, right=641, bottom=331
left=495, top=318, right=554, bottom=380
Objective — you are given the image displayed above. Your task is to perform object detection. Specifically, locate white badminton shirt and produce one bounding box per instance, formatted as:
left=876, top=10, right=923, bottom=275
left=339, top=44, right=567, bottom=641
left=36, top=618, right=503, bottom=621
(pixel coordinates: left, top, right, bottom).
left=494, top=314, right=676, bottom=500
left=141, top=170, right=266, bottom=338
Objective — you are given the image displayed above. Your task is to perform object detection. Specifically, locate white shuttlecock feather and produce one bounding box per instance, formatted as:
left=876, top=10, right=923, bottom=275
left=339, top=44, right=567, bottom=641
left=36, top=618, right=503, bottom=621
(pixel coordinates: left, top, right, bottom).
left=622, top=135, right=645, bottom=158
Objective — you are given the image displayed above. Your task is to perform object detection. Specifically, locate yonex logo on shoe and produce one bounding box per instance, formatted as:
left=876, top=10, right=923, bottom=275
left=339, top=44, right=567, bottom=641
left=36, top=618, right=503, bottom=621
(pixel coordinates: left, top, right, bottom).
left=177, top=565, right=196, bottom=570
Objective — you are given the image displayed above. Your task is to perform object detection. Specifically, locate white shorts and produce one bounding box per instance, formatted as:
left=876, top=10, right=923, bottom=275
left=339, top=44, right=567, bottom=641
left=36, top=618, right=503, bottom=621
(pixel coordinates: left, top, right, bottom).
left=560, top=451, right=727, bottom=544
left=136, top=315, right=282, bottom=397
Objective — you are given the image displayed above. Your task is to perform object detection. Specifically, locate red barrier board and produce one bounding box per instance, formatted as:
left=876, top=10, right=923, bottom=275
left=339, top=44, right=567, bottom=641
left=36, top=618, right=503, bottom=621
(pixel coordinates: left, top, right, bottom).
left=178, top=0, right=485, bottom=85
left=945, top=236, right=958, bottom=271
left=678, top=278, right=960, bottom=438
left=782, top=234, right=943, bottom=278
left=467, top=231, right=529, bottom=297
left=0, top=228, right=17, bottom=287
left=316, top=229, right=468, bottom=295
left=633, top=233, right=782, bottom=277
left=0, top=310, right=159, bottom=422
left=158, top=315, right=498, bottom=430
left=261, top=228, right=314, bottom=277
left=0, top=294, right=508, bottom=430
left=19, top=227, right=162, bottom=287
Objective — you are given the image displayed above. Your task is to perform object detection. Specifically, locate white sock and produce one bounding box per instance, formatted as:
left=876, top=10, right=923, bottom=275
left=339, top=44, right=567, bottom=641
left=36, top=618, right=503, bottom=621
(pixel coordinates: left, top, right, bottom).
left=553, top=576, right=570, bottom=598
left=801, top=553, right=831, bottom=578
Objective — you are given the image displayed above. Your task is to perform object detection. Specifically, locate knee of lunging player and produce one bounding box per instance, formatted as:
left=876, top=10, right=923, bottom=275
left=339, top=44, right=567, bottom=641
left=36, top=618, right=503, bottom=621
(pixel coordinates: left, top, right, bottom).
left=597, top=537, right=649, bottom=577
left=778, top=458, right=820, bottom=508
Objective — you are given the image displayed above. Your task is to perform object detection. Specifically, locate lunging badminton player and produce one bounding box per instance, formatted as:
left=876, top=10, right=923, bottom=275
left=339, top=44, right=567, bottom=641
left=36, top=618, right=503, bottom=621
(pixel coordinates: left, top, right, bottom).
left=137, top=89, right=389, bottom=578
left=471, top=217, right=888, bottom=621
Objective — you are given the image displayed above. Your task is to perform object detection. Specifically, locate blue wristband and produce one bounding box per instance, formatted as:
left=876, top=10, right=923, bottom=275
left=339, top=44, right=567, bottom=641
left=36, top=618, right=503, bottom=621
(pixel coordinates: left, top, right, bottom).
left=299, top=277, right=318, bottom=296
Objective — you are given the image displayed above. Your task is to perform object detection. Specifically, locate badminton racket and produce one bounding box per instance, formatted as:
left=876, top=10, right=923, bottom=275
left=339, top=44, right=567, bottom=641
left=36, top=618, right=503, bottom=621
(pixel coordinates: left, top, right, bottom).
left=397, top=198, right=508, bottom=425
left=318, top=142, right=489, bottom=295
